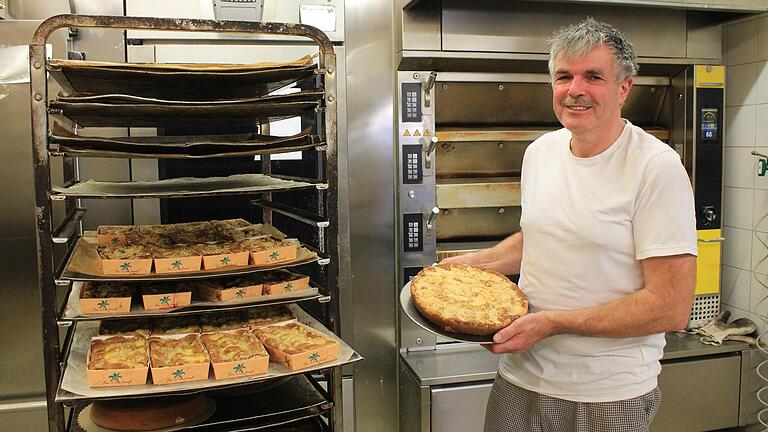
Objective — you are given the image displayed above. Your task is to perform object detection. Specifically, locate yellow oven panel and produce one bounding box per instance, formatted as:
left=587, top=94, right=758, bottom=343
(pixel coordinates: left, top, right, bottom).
left=696, top=229, right=722, bottom=295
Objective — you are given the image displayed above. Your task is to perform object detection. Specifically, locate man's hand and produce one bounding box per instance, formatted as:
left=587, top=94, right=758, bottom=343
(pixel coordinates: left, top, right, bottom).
left=483, top=312, right=556, bottom=354
left=440, top=232, right=524, bottom=275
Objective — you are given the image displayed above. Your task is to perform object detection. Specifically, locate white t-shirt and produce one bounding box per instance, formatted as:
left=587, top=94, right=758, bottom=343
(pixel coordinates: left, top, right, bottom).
left=498, top=120, right=698, bottom=402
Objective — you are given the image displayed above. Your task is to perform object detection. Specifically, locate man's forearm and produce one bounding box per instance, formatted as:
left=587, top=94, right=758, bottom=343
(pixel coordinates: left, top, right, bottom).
left=476, top=232, right=524, bottom=275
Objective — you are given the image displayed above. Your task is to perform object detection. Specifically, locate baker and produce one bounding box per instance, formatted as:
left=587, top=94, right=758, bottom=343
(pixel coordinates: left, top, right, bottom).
left=441, top=18, right=697, bottom=432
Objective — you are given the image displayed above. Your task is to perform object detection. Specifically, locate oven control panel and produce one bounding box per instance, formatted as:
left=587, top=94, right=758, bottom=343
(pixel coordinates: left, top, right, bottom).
left=402, top=145, right=423, bottom=184
left=403, top=213, right=424, bottom=252
left=402, top=83, right=423, bottom=123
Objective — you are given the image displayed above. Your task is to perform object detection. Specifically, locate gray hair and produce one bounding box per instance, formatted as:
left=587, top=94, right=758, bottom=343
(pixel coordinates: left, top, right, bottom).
left=547, top=17, right=639, bottom=83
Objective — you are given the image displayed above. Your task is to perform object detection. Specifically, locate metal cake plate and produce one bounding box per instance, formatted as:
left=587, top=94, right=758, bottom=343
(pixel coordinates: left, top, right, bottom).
left=400, top=281, right=494, bottom=344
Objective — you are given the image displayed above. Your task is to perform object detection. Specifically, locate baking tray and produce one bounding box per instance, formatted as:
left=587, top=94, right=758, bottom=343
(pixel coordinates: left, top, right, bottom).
left=58, top=236, right=325, bottom=282
left=69, top=376, right=329, bottom=432
left=50, top=123, right=324, bottom=159
left=61, top=280, right=322, bottom=321
left=400, top=281, right=494, bottom=344
left=48, top=57, right=317, bottom=101
left=49, top=90, right=323, bottom=128
left=51, top=173, right=325, bottom=200
left=57, top=306, right=362, bottom=402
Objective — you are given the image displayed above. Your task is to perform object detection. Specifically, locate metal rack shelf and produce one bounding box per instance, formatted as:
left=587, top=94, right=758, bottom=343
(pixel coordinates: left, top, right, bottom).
left=66, top=375, right=330, bottom=431
left=56, top=237, right=327, bottom=283
left=50, top=174, right=326, bottom=200
left=57, top=281, right=325, bottom=323
left=49, top=124, right=325, bottom=159
left=55, top=314, right=361, bottom=403
left=50, top=92, right=322, bottom=128
left=48, top=57, right=318, bottom=101
left=31, top=14, right=346, bottom=432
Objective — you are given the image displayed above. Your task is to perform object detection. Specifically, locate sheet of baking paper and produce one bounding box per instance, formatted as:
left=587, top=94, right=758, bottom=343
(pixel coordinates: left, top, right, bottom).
left=52, top=174, right=317, bottom=197
left=63, top=281, right=320, bottom=319
left=63, top=235, right=317, bottom=278
left=60, top=307, right=360, bottom=398
left=0, top=44, right=52, bottom=85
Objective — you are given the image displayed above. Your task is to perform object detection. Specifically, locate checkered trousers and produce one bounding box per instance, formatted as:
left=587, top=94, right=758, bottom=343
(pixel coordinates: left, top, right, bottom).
left=484, top=374, right=662, bottom=432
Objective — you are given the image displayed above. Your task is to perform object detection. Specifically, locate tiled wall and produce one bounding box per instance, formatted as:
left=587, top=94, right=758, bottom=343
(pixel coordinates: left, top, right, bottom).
left=722, top=15, right=768, bottom=336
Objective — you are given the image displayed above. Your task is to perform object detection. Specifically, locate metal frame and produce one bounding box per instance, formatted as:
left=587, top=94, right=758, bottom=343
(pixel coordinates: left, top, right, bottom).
left=29, top=14, right=342, bottom=432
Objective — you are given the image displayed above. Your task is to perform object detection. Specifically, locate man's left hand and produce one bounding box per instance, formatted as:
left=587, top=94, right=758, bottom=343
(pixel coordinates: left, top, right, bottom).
left=483, top=312, right=556, bottom=354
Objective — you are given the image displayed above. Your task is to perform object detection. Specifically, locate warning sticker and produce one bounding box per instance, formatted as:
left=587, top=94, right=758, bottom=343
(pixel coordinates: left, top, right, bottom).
left=413, top=129, right=421, bottom=136
left=424, top=129, right=431, bottom=136
left=403, top=129, right=411, bottom=136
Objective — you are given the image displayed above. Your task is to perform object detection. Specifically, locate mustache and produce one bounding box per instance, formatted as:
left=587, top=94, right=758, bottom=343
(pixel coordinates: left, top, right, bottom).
left=560, top=97, right=595, bottom=107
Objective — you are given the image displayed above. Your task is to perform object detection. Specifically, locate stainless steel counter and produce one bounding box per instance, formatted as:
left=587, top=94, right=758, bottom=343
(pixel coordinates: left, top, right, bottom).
left=400, top=332, right=751, bottom=386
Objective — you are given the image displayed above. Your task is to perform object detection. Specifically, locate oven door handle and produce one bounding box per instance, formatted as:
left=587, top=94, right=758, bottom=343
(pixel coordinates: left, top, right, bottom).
left=698, top=237, right=725, bottom=243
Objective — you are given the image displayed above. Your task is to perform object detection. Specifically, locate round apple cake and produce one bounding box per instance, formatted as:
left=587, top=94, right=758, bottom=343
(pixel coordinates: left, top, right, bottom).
left=410, top=264, right=528, bottom=336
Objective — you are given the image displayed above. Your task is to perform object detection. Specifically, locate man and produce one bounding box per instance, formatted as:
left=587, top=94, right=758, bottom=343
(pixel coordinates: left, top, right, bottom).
left=442, top=18, right=697, bottom=432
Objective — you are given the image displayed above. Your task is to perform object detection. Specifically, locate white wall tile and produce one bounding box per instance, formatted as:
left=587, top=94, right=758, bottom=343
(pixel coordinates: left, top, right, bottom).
left=759, top=17, right=768, bottom=61
left=750, top=312, right=768, bottom=337
left=724, top=187, right=753, bottom=229
left=754, top=188, right=768, bottom=232
left=724, top=226, right=753, bottom=270
left=727, top=63, right=758, bottom=107
left=756, top=105, right=768, bottom=147
left=751, top=272, right=768, bottom=317
left=723, top=265, right=752, bottom=310
left=725, top=147, right=757, bottom=189
left=757, top=62, right=768, bottom=104
left=727, top=19, right=759, bottom=66
left=726, top=105, right=756, bottom=148
left=752, top=231, right=768, bottom=274
left=754, top=146, right=768, bottom=190
left=722, top=305, right=751, bottom=321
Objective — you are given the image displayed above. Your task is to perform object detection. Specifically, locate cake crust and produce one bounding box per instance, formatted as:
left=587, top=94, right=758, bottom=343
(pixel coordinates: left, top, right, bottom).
left=410, top=264, right=528, bottom=336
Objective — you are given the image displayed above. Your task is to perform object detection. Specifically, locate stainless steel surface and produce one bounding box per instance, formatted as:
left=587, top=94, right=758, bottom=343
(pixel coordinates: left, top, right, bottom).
left=0, top=21, right=66, bottom=239
left=435, top=137, right=526, bottom=178
left=404, top=0, right=768, bottom=12
left=125, top=0, right=345, bottom=42
left=401, top=345, right=500, bottom=387
left=396, top=0, right=440, bottom=52
left=651, top=353, right=742, bottom=431
left=431, top=382, right=493, bottom=432
left=442, top=1, right=688, bottom=58
left=519, top=0, right=768, bottom=11
left=0, top=407, right=49, bottom=432
left=435, top=178, right=521, bottom=209
left=398, top=359, right=431, bottom=432
left=0, top=19, right=66, bottom=432
left=0, top=238, right=47, bottom=399
left=402, top=343, right=748, bottom=432
left=6, top=0, right=68, bottom=19
left=0, top=400, right=47, bottom=413
left=398, top=50, right=721, bottom=73
left=346, top=0, right=398, bottom=430
left=398, top=70, right=439, bottom=351
left=436, top=207, right=522, bottom=242
left=662, top=331, right=749, bottom=360
left=401, top=333, right=751, bottom=387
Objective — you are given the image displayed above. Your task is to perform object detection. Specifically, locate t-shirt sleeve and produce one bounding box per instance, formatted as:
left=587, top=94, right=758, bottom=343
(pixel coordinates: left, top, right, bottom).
left=633, top=149, right=698, bottom=260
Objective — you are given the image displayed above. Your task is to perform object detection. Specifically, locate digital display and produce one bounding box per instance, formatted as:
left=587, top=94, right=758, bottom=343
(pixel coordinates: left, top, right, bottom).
left=701, top=108, right=718, bottom=142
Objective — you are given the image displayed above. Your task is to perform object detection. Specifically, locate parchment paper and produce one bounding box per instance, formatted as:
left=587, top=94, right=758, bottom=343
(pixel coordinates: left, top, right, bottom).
left=60, top=305, right=360, bottom=398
